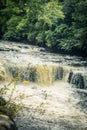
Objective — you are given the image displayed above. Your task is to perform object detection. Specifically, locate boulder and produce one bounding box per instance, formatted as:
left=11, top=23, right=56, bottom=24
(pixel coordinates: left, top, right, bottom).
left=68, top=72, right=85, bottom=89
left=0, top=114, right=17, bottom=130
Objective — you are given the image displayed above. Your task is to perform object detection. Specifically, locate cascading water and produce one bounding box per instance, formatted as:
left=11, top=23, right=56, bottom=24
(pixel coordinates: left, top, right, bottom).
left=1, top=62, right=87, bottom=88
left=7, top=64, right=64, bottom=85
left=0, top=40, right=87, bottom=130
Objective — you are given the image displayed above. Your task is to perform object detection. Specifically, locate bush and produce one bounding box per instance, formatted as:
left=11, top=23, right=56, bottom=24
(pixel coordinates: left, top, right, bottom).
left=0, top=76, right=24, bottom=117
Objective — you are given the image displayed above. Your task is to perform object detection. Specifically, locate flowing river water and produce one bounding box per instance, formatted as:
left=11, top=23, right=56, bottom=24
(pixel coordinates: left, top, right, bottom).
left=0, top=40, right=87, bottom=130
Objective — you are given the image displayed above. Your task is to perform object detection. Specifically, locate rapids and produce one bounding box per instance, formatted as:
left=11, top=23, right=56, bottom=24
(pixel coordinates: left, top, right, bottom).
left=0, top=40, right=87, bottom=130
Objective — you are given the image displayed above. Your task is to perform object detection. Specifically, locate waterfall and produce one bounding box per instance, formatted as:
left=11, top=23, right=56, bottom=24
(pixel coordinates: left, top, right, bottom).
left=7, top=64, right=64, bottom=85
left=0, top=40, right=87, bottom=88
left=0, top=61, right=87, bottom=89
left=1, top=41, right=87, bottom=129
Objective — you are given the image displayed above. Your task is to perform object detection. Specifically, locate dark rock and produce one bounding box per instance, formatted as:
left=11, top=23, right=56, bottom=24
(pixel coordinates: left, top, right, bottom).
left=70, top=73, right=85, bottom=89
left=68, top=71, right=73, bottom=83
left=0, top=114, right=17, bottom=130
left=0, top=96, right=6, bottom=106
left=75, top=90, right=87, bottom=112
left=39, top=48, right=45, bottom=52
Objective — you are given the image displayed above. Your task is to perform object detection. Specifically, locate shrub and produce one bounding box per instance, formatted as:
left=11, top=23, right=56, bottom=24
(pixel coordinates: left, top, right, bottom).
left=0, top=76, right=24, bottom=117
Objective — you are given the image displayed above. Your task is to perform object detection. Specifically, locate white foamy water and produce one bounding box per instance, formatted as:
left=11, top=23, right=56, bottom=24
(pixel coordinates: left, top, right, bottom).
left=0, top=40, right=87, bottom=130
left=2, top=82, right=87, bottom=130
left=0, top=40, right=87, bottom=67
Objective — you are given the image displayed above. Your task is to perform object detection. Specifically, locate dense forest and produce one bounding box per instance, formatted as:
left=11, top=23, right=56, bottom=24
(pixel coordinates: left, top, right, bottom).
left=0, top=0, right=87, bottom=56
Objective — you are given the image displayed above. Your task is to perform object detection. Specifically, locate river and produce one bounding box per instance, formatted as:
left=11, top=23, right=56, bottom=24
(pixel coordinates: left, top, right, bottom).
left=0, top=40, right=87, bottom=130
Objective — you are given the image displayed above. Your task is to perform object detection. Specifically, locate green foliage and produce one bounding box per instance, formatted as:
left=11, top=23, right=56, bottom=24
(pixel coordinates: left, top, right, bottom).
left=0, top=0, right=87, bottom=56
left=62, top=0, right=87, bottom=54
left=3, top=15, right=22, bottom=40
left=36, top=31, right=45, bottom=44
left=38, top=1, right=64, bottom=27
left=72, top=0, right=87, bottom=51
left=36, top=1, right=64, bottom=46
left=0, top=76, right=24, bottom=117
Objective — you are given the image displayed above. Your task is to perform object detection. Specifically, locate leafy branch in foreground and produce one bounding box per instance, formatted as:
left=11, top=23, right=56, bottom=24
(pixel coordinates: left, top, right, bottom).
left=0, top=76, right=25, bottom=117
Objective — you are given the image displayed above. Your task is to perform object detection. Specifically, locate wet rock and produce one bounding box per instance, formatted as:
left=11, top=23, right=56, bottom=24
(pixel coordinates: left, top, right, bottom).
left=74, top=90, right=87, bottom=112
left=0, top=114, right=17, bottom=130
left=68, top=71, right=73, bottom=83
left=0, top=48, right=10, bottom=51
left=68, top=72, right=85, bottom=89
left=39, top=47, right=45, bottom=52
left=0, top=96, right=6, bottom=106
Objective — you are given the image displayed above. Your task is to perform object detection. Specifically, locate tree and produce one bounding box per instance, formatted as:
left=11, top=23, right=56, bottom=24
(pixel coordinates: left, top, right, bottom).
left=72, top=0, right=87, bottom=52
left=0, top=0, right=87, bottom=56
left=36, top=1, right=64, bottom=47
